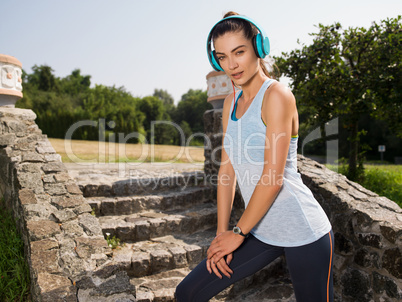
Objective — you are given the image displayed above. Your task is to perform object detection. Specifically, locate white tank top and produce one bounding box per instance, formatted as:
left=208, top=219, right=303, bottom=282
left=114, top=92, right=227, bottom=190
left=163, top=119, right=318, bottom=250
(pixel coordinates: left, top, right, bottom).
left=223, top=78, right=331, bottom=247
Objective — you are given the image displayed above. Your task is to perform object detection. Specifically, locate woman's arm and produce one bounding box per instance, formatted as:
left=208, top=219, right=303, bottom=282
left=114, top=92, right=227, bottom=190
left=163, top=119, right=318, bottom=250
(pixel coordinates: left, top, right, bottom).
left=207, top=93, right=237, bottom=278
left=216, top=92, right=237, bottom=234
left=207, top=82, right=296, bottom=263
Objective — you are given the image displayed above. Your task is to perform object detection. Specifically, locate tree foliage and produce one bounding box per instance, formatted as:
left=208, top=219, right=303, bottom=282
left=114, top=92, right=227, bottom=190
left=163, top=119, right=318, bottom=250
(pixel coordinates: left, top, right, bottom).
left=17, top=66, right=212, bottom=147
left=275, top=16, right=402, bottom=180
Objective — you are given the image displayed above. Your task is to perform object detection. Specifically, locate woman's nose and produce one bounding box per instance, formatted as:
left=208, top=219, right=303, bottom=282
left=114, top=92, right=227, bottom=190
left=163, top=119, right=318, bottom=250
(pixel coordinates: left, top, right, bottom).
left=228, top=56, right=238, bottom=70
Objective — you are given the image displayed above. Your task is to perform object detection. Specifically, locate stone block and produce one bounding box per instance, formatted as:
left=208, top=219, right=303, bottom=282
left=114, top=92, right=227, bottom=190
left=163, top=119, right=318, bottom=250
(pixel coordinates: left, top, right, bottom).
left=42, top=174, right=56, bottom=183
left=44, top=153, right=62, bottom=162
left=153, top=287, right=176, bottom=302
left=73, top=203, right=93, bottom=215
left=357, top=233, right=383, bottom=249
left=18, top=188, right=37, bottom=204
left=31, top=238, right=59, bottom=252
left=115, top=197, right=138, bottom=215
left=184, top=244, right=203, bottom=265
left=131, top=251, right=151, bottom=277
left=66, top=183, right=82, bottom=194
left=135, top=220, right=151, bottom=241
left=17, top=171, right=43, bottom=192
left=151, top=249, right=173, bottom=273
left=36, top=146, right=56, bottom=154
left=78, top=213, right=103, bottom=236
left=97, top=184, right=112, bottom=196
left=372, top=271, right=401, bottom=299
left=113, top=249, right=133, bottom=271
left=75, top=237, right=110, bottom=259
left=44, top=183, right=67, bottom=195
left=53, top=209, right=77, bottom=223
left=42, top=162, right=67, bottom=173
left=17, top=162, right=42, bottom=173
left=164, top=215, right=183, bottom=233
left=54, top=172, right=71, bottom=183
left=22, top=152, right=44, bottom=162
left=136, top=291, right=154, bottom=302
left=83, top=184, right=99, bottom=197
left=116, top=224, right=136, bottom=242
left=23, top=204, right=55, bottom=221
left=341, top=268, right=372, bottom=302
left=382, top=247, right=402, bottom=279
left=354, top=248, right=380, bottom=268
left=51, top=195, right=86, bottom=209
left=168, top=246, right=188, bottom=268
left=31, top=249, right=61, bottom=274
left=77, top=289, right=136, bottom=302
left=61, top=220, right=84, bottom=238
left=0, top=133, right=16, bottom=146
left=27, top=220, right=61, bottom=241
left=37, top=272, right=73, bottom=295
left=148, top=218, right=166, bottom=238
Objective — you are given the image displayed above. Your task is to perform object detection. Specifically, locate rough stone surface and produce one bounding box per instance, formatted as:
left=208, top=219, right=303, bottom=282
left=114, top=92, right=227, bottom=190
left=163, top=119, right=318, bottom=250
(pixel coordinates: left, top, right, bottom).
left=0, top=108, right=136, bottom=301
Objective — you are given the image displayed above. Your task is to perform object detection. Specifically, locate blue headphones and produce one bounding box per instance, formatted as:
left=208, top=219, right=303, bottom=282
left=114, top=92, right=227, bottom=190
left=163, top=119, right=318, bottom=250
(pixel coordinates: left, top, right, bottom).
left=206, top=15, right=270, bottom=71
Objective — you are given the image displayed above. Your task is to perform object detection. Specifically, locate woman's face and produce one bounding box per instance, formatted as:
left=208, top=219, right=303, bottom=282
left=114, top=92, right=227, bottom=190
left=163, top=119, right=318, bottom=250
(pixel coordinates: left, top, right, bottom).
left=214, top=30, right=260, bottom=86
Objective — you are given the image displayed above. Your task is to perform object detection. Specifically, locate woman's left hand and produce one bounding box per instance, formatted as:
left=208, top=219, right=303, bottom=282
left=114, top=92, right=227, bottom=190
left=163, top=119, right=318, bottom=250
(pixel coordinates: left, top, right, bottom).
left=207, top=231, right=245, bottom=264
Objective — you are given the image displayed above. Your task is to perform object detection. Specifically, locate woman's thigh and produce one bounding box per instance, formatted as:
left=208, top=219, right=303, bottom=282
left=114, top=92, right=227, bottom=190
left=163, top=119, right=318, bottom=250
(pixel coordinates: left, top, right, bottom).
left=285, top=230, right=334, bottom=302
left=175, top=235, right=284, bottom=302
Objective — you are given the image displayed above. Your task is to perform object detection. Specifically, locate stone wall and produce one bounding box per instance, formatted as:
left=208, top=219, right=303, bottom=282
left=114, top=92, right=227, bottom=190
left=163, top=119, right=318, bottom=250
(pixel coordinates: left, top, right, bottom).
left=204, top=108, right=402, bottom=301
left=0, top=107, right=136, bottom=302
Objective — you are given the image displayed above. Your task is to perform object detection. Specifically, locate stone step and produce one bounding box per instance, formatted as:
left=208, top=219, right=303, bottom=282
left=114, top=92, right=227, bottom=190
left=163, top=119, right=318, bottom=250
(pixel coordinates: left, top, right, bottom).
left=80, top=171, right=206, bottom=197
left=130, top=257, right=292, bottom=302
left=99, top=204, right=218, bottom=243
left=112, top=229, right=215, bottom=278
left=87, top=185, right=215, bottom=216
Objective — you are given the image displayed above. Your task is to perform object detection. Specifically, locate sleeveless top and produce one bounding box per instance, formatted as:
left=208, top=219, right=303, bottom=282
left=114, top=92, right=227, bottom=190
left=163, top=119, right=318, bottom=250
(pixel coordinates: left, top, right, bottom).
left=223, top=78, right=331, bottom=247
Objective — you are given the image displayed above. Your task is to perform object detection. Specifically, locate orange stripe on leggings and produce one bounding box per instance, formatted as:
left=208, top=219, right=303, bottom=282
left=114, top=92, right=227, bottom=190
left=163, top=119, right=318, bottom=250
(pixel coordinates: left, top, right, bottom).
left=327, top=231, right=333, bottom=302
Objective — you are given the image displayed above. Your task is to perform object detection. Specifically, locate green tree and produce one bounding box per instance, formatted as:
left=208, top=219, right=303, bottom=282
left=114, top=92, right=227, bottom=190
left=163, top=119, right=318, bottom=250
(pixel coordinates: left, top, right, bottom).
left=175, top=89, right=211, bottom=134
left=138, top=96, right=165, bottom=142
left=28, top=65, right=59, bottom=92
left=275, top=16, right=402, bottom=181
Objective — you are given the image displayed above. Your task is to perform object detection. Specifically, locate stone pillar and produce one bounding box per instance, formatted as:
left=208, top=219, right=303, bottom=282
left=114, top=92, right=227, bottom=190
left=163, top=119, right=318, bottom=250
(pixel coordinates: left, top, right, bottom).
left=204, top=71, right=232, bottom=181
left=204, top=71, right=245, bottom=217
left=0, top=54, right=23, bottom=107
left=206, top=71, right=232, bottom=109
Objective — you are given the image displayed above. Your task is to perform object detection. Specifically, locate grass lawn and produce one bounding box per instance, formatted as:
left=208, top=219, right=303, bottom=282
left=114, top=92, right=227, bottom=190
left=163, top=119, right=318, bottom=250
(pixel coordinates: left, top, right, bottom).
left=48, top=138, right=205, bottom=163
left=327, top=163, right=402, bottom=207
left=0, top=199, right=31, bottom=302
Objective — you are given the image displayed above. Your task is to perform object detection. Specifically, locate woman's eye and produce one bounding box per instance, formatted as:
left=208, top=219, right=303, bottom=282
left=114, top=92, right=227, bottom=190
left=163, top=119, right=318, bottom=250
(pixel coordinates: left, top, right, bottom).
left=218, top=56, right=225, bottom=61
left=236, top=51, right=244, bottom=55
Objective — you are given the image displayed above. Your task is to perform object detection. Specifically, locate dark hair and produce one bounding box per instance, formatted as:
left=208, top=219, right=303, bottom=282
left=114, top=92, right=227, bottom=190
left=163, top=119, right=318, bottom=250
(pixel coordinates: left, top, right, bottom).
left=211, top=11, right=271, bottom=78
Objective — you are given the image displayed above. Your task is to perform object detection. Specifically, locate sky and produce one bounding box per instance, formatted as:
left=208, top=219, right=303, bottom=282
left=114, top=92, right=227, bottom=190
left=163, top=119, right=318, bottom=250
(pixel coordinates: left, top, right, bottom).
left=2, top=0, right=401, bottom=103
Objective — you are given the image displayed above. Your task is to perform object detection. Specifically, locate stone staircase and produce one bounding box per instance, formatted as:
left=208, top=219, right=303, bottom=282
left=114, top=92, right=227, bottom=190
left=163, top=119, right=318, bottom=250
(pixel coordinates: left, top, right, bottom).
left=70, top=165, right=295, bottom=302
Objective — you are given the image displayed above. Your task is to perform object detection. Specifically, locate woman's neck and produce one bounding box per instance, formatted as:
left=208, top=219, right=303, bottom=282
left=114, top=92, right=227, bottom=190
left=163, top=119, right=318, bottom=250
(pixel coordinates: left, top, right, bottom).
left=240, top=71, right=269, bottom=102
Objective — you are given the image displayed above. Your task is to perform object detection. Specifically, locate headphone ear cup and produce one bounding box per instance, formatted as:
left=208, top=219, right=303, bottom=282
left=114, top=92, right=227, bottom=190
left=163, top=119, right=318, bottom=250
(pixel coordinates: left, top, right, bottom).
left=211, top=50, right=223, bottom=71
left=254, top=33, right=265, bottom=58
left=252, top=35, right=260, bottom=58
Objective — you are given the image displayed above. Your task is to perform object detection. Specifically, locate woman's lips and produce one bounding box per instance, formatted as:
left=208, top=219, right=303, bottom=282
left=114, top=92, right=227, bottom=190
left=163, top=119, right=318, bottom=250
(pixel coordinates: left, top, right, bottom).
left=231, top=71, right=243, bottom=79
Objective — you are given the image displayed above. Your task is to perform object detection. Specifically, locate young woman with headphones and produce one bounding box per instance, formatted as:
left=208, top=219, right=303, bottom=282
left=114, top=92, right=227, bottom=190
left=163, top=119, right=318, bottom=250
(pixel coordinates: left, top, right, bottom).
left=175, top=11, right=334, bottom=302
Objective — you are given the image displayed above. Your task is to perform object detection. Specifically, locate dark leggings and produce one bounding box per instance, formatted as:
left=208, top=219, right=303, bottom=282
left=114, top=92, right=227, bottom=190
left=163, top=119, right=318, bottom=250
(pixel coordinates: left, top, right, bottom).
left=175, top=230, right=334, bottom=302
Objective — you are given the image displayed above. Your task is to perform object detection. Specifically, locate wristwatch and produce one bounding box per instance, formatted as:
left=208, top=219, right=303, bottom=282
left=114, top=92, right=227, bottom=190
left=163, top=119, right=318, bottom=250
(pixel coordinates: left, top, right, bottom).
left=233, top=226, right=249, bottom=238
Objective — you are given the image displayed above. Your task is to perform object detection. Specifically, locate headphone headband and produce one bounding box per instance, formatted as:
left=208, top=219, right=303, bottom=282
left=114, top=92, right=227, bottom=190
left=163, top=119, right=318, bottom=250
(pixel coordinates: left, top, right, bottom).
left=206, top=15, right=270, bottom=71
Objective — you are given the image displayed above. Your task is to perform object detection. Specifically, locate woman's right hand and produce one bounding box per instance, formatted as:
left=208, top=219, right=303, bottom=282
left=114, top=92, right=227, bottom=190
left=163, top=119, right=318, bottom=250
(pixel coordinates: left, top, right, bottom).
left=206, top=251, right=233, bottom=279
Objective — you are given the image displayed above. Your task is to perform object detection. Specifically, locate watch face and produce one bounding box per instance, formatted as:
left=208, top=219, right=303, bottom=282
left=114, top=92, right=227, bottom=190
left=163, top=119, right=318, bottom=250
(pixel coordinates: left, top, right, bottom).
left=233, top=226, right=241, bottom=234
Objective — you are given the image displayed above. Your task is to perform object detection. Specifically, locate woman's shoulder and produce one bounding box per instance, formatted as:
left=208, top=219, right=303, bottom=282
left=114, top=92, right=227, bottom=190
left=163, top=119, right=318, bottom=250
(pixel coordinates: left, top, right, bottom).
left=264, top=80, right=296, bottom=108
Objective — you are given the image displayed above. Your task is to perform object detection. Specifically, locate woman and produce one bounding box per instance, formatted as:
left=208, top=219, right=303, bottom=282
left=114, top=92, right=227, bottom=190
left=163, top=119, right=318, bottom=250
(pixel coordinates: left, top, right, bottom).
left=175, top=11, right=333, bottom=302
